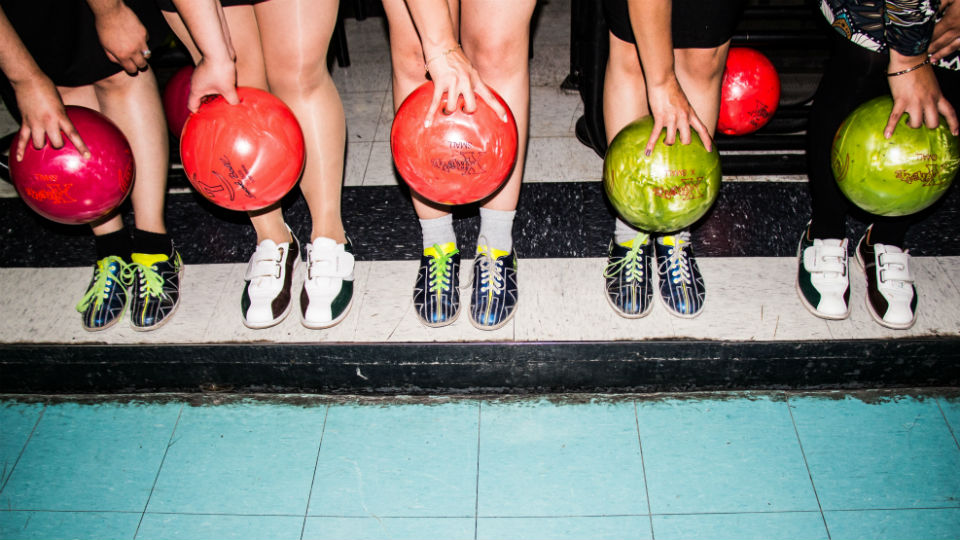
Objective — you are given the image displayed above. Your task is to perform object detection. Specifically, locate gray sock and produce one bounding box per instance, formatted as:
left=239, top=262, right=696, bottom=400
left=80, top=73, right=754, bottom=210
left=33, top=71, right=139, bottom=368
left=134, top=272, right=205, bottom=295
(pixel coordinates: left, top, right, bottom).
left=478, top=208, right=516, bottom=253
left=419, top=214, right=456, bottom=250
left=614, top=217, right=646, bottom=245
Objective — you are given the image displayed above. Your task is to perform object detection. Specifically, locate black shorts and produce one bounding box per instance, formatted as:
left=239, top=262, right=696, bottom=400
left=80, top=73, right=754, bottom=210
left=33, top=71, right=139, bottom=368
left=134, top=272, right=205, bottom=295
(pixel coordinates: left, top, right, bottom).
left=603, top=0, right=746, bottom=49
left=0, top=0, right=168, bottom=87
left=155, top=0, right=266, bottom=12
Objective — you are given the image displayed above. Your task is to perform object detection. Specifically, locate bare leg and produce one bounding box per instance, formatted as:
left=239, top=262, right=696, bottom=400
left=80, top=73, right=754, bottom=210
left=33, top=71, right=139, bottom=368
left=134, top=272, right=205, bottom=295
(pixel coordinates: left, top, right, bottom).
left=57, top=84, right=125, bottom=236
left=460, top=0, right=535, bottom=212
left=163, top=7, right=292, bottom=245
left=255, top=0, right=345, bottom=243
left=674, top=42, right=731, bottom=136
left=603, top=32, right=650, bottom=142
left=381, top=0, right=461, bottom=220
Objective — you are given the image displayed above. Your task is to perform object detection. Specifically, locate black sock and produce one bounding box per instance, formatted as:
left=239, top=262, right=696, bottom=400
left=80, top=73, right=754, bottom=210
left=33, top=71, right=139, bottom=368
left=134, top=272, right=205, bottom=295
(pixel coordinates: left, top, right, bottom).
left=132, top=229, right=173, bottom=255
left=94, top=229, right=132, bottom=261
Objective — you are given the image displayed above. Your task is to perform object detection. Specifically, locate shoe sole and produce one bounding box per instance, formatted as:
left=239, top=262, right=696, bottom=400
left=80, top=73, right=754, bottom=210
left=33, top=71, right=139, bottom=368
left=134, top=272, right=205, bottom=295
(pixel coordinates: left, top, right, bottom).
left=795, top=236, right=850, bottom=321
left=130, top=264, right=185, bottom=332
left=854, top=248, right=917, bottom=330
left=301, top=294, right=354, bottom=330
left=604, top=284, right=654, bottom=319
left=468, top=301, right=516, bottom=331
left=242, top=258, right=300, bottom=330
left=418, top=305, right=462, bottom=328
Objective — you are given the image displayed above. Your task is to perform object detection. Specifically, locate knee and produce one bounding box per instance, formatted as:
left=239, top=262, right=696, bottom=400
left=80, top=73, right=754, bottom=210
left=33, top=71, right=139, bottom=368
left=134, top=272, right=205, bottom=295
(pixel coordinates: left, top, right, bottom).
left=265, top=56, right=332, bottom=97
left=608, top=39, right=645, bottom=82
left=390, top=41, right=428, bottom=86
left=675, top=47, right=727, bottom=86
left=461, top=33, right=528, bottom=81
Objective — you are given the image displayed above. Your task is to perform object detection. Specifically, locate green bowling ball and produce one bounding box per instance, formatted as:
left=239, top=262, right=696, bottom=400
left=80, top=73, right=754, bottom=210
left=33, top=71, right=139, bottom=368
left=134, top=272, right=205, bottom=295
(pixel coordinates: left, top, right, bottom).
left=831, top=95, right=959, bottom=217
left=603, top=116, right=721, bottom=233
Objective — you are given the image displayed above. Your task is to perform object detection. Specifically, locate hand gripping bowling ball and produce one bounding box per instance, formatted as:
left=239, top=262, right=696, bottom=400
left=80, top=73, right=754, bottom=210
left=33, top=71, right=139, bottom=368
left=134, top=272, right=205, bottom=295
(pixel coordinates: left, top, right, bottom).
left=162, top=65, right=193, bottom=138
left=9, top=106, right=135, bottom=225
left=831, top=95, right=959, bottom=217
left=391, top=81, right=518, bottom=205
left=717, top=47, right=781, bottom=136
left=604, top=116, right=721, bottom=233
left=180, top=87, right=305, bottom=211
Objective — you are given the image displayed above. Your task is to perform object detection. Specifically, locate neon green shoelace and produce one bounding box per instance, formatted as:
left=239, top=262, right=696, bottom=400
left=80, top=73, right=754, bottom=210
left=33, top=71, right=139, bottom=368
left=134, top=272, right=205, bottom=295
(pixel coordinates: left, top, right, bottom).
left=428, top=244, right=459, bottom=293
left=123, top=262, right=166, bottom=299
left=604, top=233, right=649, bottom=283
left=75, top=256, right=129, bottom=311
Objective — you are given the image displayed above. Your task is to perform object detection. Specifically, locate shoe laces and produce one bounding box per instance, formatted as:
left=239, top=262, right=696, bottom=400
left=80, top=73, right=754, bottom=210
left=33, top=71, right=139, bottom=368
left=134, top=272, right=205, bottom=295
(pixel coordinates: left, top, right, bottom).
left=604, top=232, right=649, bottom=283
left=428, top=243, right=459, bottom=293
left=661, top=231, right=693, bottom=285
left=476, top=246, right=506, bottom=296
left=123, top=261, right=166, bottom=300
left=76, top=256, right=128, bottom=311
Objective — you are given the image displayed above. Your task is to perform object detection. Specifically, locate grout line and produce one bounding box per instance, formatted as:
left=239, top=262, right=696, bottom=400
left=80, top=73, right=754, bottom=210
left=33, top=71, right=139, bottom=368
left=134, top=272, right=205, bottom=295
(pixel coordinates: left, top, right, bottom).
left=300, top=405, right=331, bottom=540
left=934, top=398, right=960, bottom=453
left=785, top=395, right=832, bottom=540
left=473, top=402, right=482, bottom=540
left=634, top=401, right=656, bottom=540
left=134, top=403, right=185, bottom=540
left=0, top=403, right=46, bottom=494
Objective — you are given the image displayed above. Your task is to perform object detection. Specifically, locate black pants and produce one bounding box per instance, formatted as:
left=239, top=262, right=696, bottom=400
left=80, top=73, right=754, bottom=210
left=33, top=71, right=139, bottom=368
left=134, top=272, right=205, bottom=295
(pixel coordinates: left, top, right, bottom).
left=807, top=30, right=960, bottom=246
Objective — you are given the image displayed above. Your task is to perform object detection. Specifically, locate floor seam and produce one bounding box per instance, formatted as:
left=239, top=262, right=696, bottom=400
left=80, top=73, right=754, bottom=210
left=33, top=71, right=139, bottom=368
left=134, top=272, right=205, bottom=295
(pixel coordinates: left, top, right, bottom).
left=133, top=402, right=185, bottom=539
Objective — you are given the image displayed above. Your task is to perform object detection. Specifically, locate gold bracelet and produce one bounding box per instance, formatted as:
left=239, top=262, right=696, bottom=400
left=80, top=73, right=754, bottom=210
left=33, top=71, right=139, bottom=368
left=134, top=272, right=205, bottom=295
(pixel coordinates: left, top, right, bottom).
left=887, top=57, right=931, bottom=77
left=424, top=46, right=460, bottom=72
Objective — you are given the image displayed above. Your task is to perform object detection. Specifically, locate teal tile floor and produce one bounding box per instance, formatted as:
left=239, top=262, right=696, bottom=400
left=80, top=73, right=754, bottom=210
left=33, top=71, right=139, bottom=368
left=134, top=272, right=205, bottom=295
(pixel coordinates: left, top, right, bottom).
left=1, top=391, right=959, bottom=540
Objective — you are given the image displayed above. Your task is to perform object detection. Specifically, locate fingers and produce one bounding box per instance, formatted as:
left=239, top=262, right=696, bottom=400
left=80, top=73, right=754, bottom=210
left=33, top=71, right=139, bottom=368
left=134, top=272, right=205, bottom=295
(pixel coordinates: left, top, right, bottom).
left=474, top=83, right=507, bottom=121
left=60, top=120, right=90, bottom=158
left=940, top=99, right=960, bottom=135
left=677, top=123, right=692, bottom=147
left=928, top=34, right=960, bottom=62
left=884, top=104, right=906, bottom=139
left=690, top=117, right=713, bottom=152
left=220, top=85, right=240, bottom=106
left=644, top=124, right=662, bottom=157
left=15, top=126, right=30, bottom=162
left=426, top=84, right=445, bottom=127
left=444, top=83, right=459, bottom=115
left=459, top=79, right=477, bottom=115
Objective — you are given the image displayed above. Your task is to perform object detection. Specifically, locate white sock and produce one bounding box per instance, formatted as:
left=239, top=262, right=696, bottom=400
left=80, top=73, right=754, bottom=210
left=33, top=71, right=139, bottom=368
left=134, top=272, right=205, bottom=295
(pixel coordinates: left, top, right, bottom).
left=478, top=208, right=516, bottom=253
left=614, top=217, right=645, bottom=245
left=419, top=214, right=456, bottom=250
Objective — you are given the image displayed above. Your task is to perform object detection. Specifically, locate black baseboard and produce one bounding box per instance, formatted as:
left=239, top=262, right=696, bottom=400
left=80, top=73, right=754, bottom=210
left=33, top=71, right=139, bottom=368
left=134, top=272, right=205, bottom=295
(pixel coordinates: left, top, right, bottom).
left=3, top=338, right=958, bottom=394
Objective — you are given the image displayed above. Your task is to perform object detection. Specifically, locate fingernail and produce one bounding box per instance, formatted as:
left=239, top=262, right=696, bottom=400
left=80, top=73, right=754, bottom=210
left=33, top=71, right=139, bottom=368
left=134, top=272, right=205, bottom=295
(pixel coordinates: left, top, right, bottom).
left=645, top=149, right=651, bottom=157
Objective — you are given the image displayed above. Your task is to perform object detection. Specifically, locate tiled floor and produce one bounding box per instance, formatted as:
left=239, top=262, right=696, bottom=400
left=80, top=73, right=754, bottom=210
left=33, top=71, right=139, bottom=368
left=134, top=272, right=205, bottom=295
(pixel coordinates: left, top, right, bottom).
left=1, top=391, right=959, bottom=539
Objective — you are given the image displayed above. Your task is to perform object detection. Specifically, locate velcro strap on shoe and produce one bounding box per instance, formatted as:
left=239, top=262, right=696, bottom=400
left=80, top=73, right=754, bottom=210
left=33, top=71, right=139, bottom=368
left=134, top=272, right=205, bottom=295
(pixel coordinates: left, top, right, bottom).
left=878, top=251, right=913, bottom=283
left=803, top=245, right=846, bottom=274
left=309, top=249, right=355, bottom=280
left=245, top=256, right=281, bottom=280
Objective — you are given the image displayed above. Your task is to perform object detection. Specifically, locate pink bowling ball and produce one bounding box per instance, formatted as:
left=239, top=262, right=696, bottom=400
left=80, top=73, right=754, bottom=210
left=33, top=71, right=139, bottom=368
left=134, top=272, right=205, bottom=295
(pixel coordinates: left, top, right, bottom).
left=9, top=106, right=135, bottom=225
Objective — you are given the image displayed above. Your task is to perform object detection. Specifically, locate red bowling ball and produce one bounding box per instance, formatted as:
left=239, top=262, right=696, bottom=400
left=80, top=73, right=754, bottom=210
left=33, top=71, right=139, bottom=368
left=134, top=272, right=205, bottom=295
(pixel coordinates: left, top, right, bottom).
left=391, top=81, right=518, bottom=206
left=9, top=106, right=134, bottom=225
left=180, top=87, right=305, bottom=211
left=163, top=65, right=193, bottom=138
left=717, top=47, right=781, bottom=136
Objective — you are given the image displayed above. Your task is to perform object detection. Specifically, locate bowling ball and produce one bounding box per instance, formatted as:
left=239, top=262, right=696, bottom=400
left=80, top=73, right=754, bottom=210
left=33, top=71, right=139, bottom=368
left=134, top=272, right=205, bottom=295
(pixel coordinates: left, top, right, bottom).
left=390, top=81, right=518, bottom=205
left=831, top=95, right=959, bottom=217
left=163, top=65, right=193, bottom=138
left=180, top=87, right=305, bottom=211
left=604, top=116, right=721, bottom=233
left=717, top=47, right=781, bottom=136
left=9, top=106, right=135, bottom=225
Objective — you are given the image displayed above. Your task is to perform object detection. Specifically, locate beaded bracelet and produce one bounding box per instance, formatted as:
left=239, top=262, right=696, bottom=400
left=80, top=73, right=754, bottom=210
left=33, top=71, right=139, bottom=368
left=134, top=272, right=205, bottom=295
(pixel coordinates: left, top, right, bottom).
left=887, top=57, right=931, bottom=77
left=424, top=46, right=460, bottom=72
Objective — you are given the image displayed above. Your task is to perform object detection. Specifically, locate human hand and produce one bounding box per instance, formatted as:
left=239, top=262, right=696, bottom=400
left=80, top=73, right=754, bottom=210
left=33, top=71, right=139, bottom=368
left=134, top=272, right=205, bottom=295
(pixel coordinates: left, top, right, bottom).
left=11, top=74, right=89, bottom=161
left=886, top=57, right=959, bottom=137
left=644, top=77, right=713, bottom=155
left=92, top=1, right=151, bottom=74
left=423, top=45, right=508, bottom=127
left=930, top=0, right=960, bottom=62
left=188, top=55, right=238, bottom=111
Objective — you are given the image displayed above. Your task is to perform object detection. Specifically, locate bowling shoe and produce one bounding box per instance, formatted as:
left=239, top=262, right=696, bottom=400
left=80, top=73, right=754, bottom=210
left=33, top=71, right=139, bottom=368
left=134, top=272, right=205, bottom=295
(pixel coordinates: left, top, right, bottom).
left=469, top=245, right=518, bottom=331
left=796, top=224, right=850, bottom=320
left=413, top=242, right=461, bottom=327
left=301, top=237, right=355, bottom=329
left=126, top=248, right=184, bottom=331
left=76, top=255, right=130, bottom=331
left=856, top=230, right=917, bottom=330
left=604, top=233, right=654, bottom=318
left=654, top=231, right=706, bottom=318
left=241, top=231, right=300, bottom=329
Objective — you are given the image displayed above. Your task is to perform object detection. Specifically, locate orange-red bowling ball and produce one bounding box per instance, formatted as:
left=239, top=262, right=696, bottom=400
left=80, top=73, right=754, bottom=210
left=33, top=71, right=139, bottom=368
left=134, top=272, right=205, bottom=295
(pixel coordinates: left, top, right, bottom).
left=391, top=81, right=518, bottom=205
left=10, top=106, right=134, bottom=225
left=180, top=87, right=305, bottom=211
left=163, top=65, right=193, bottom=138
left=718, top=47, right=781, bottom=136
